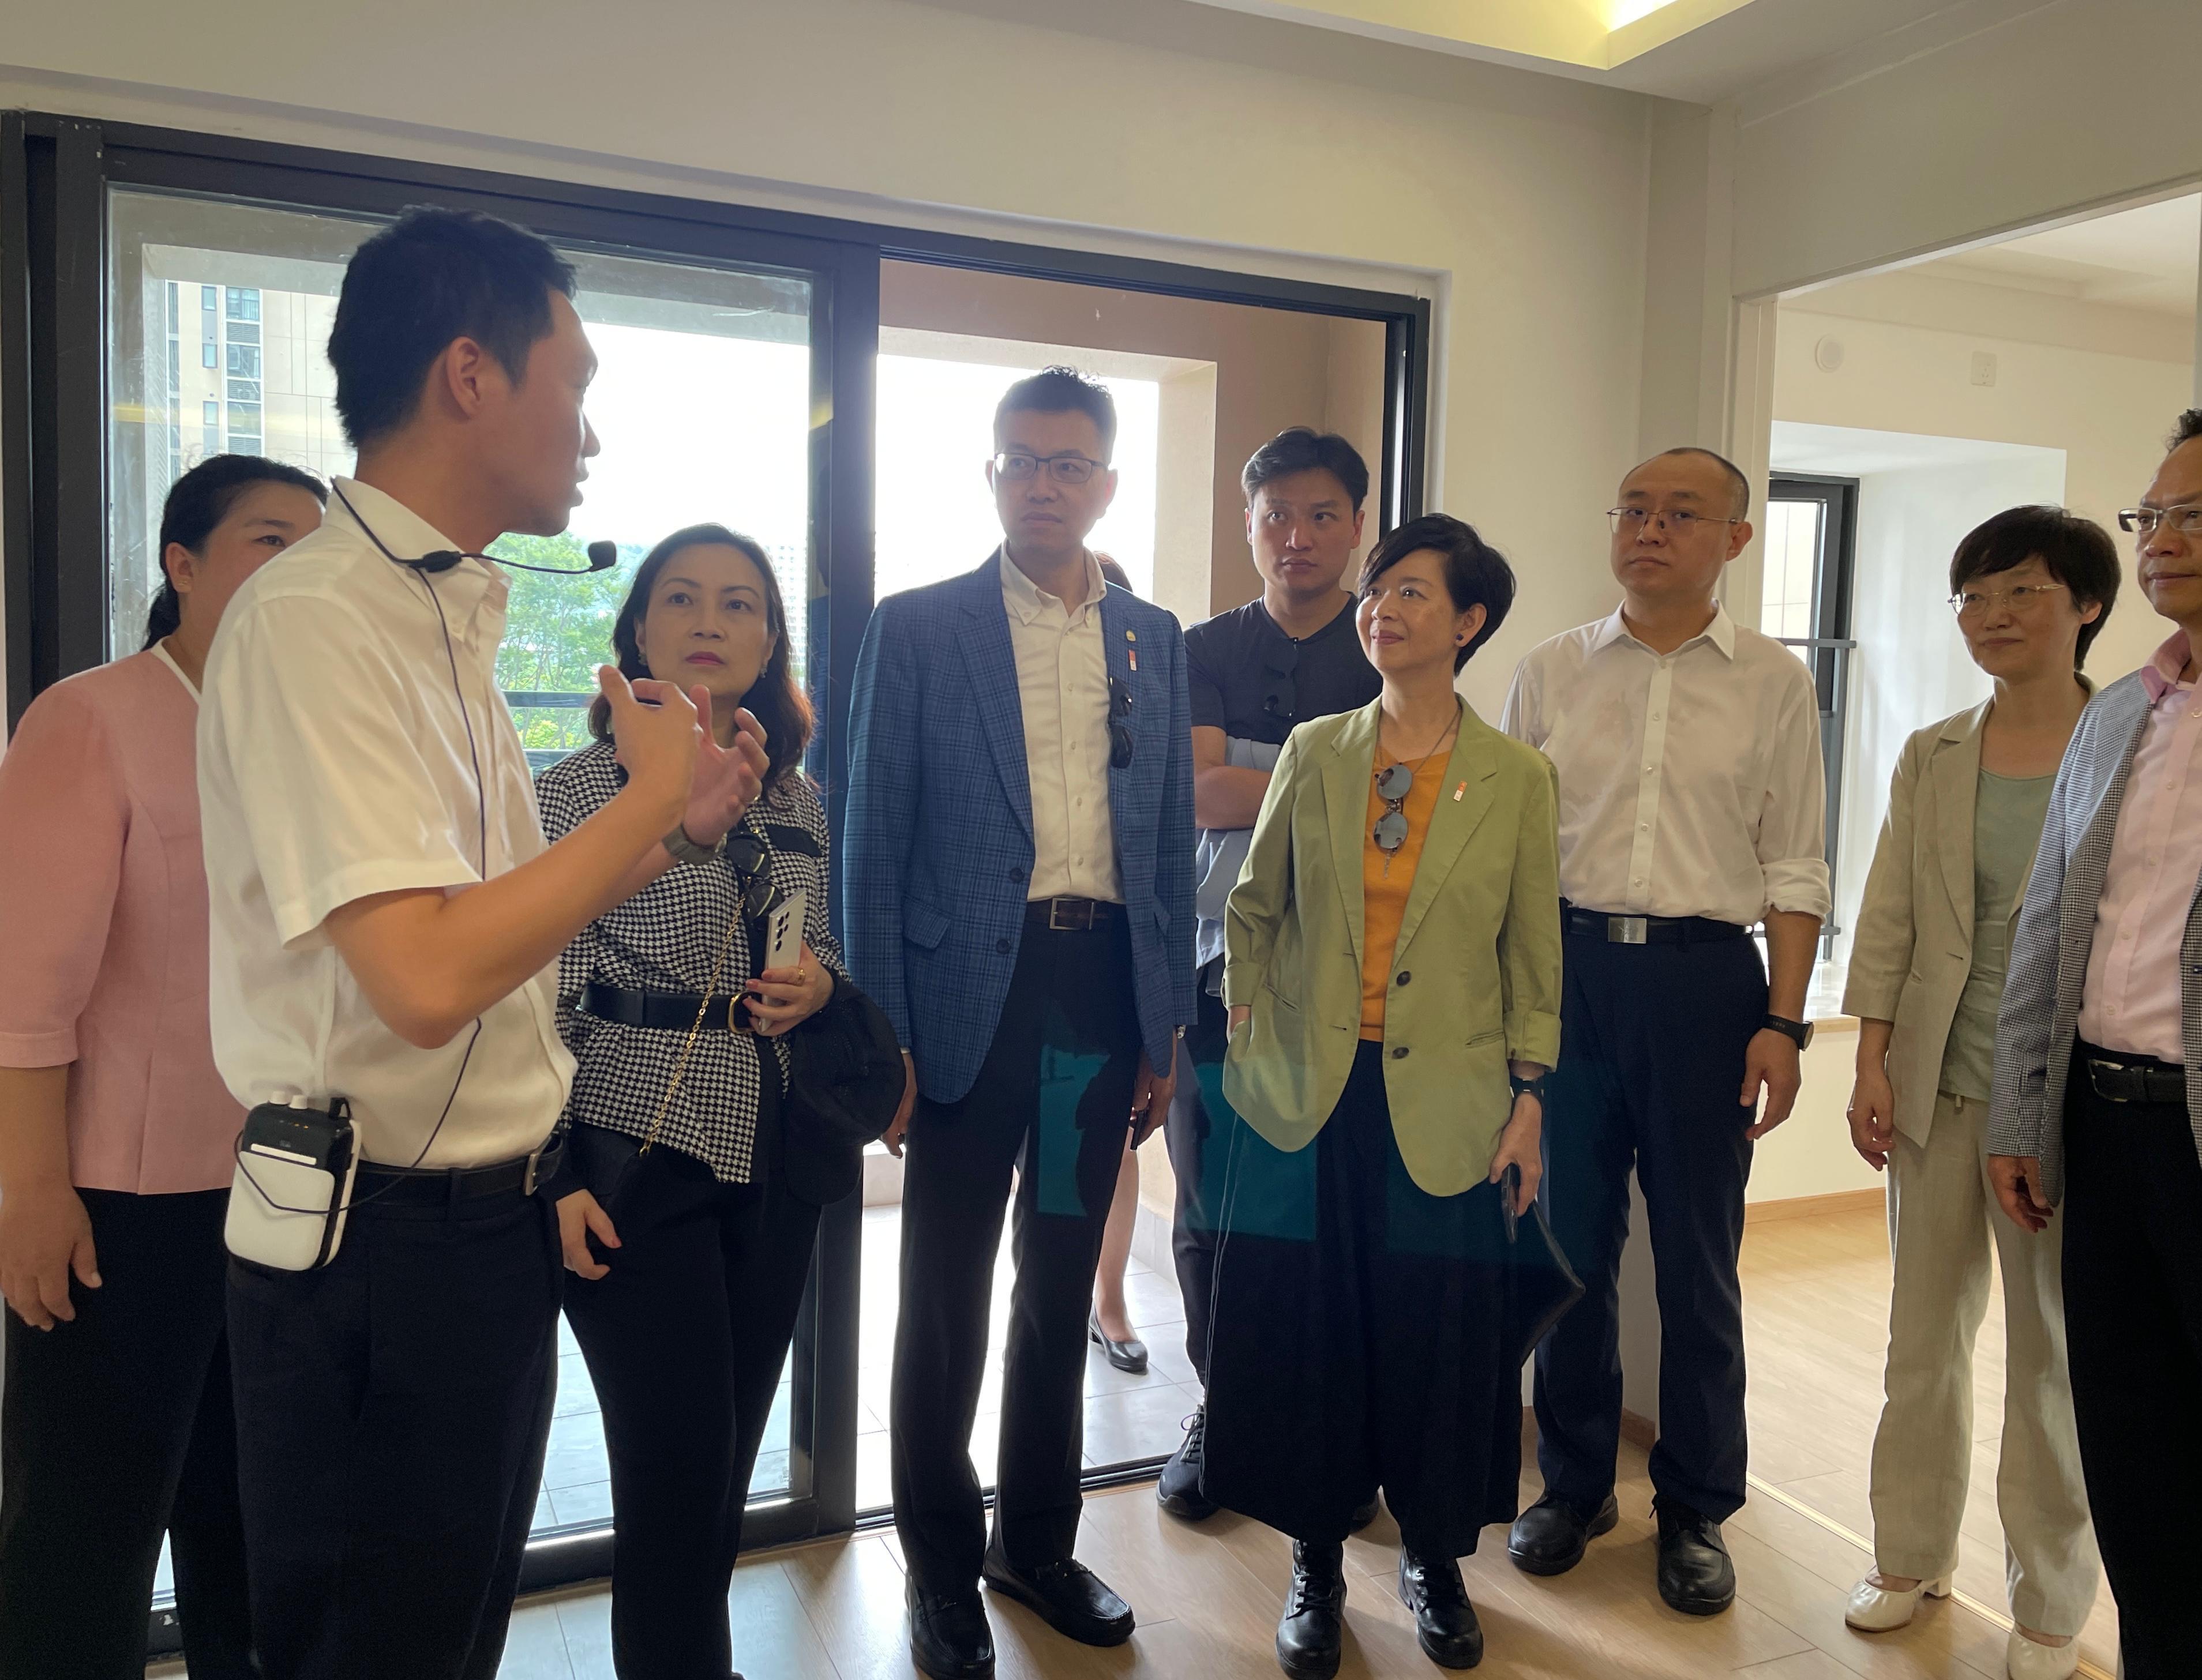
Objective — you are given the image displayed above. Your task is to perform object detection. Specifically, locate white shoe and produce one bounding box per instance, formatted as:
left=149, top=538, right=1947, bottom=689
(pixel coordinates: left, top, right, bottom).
left=2005, top=1630, right=2079, bottom=1680
left=1843, top=1571, right=1952, bottom=1632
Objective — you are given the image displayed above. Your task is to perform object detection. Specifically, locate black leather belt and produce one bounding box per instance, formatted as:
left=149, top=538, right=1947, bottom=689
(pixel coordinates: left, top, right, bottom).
left=2078, top=1043, right=2188, bottom=1106
left=1561, top=904, right=1749, bottom=945
left=356, top=1140, right=562, bottom=1204
left=1026, top=897, right=1122, bottom=933
left=582, top=980, right=742, bottom=1033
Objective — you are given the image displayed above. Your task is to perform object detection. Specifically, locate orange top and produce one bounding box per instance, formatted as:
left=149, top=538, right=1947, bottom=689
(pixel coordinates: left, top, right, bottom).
left=1360, top=751, right=1449, bottom=1040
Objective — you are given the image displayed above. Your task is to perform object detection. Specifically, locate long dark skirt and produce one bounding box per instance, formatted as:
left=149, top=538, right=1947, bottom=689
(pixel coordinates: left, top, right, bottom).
left=1201, top=1040, right=1579, bottom=1558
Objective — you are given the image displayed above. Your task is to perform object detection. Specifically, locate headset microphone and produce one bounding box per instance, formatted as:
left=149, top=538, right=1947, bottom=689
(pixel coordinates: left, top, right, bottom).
left=331, top=486, right=618, bottom=575
left=407, top=538, right=618, bottom=576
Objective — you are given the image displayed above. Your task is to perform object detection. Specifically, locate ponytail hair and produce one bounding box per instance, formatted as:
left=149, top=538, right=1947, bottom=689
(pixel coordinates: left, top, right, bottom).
left=144, top=454, right=328, bottom=649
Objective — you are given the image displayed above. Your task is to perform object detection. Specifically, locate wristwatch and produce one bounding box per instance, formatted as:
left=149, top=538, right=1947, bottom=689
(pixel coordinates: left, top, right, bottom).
left=661, top=823, right=721, bottom=867
left=1509, top=1071, right=1549, bottom=1103
left=1762, top=1013, right=1815, bottom=1050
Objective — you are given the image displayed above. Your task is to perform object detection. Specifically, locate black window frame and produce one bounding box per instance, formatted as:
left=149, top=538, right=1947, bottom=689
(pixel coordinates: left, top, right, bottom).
left=1765, top=472, right=1860, bottom=939
left=0, top=106, right=1432, bottom=1640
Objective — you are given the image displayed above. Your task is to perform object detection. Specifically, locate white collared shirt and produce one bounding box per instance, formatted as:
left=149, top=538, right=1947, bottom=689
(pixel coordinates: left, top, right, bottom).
left=999, top=547, right=1123, bottom=904
left=197, top=478, right=574, bottom=1168
left=1500, top=603, right=1830, bottom=927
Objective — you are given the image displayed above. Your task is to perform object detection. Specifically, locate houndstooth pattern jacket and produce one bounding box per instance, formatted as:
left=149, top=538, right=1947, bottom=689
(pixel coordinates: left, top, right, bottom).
left=1990, top=667, right=2202, bottom=1201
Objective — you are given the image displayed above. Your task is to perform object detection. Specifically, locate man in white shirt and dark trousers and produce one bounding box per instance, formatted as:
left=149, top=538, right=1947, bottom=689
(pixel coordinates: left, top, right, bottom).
left=847, top=369, right=1195, bottom=1680
left=198, top=209, right=763, bottom=1680
left=1501, top=449, right=1828, bottom=1617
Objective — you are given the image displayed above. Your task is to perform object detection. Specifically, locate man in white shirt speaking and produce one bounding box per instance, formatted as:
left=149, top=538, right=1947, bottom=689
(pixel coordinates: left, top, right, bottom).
left=1500, top=448, right=1829, bottom=1619
left=198, top=207, right=763, bottom=1680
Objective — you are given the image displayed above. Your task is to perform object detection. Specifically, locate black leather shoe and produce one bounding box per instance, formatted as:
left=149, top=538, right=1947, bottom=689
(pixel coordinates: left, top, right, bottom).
left=1506, top=1492, right=1619, bottom=1576
left=1089, top=1309, right=1149, bottom=1374
left=1158, top=1404, right=1218, bottom=1520
left=981, top=1547, right=1135, bottom=1647
left=1397, top=1549, right=1483, bottom=1670
left=1276, top=1540, right=1346, bottom=1680
left=1350, top=1494, right=1381, bottom=1531
left=907, top=1582, right=995, bottom=1679
left=1654, top=1501, right=1736, bottom=1617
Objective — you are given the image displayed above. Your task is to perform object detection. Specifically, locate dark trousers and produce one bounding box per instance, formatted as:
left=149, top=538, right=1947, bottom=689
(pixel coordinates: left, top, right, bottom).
left=1203, top=1043, right=1533, bottom=1558
left=562, top=1110, right=822, bottom=1680
left=1532, top=927, right=1762, bottom=1521
left=1163, top=981, right=1228, bottom=1389
left=2061, top=1051, right=2202, bottom=1680
left=0, top=1187, right=250, bottom=1680
left=226, top=1182, right=561, bottom=1680
left=891, top=918, right=1141, bottom=1593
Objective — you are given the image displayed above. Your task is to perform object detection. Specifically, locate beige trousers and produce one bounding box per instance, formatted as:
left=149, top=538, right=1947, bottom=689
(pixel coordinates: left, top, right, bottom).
left=1868, top=1089, right=2100, bottom=1636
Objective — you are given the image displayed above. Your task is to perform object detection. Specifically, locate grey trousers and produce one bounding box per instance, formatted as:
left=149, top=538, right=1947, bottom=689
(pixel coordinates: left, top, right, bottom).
left=1867, top=1089, right=2099, bottom=1636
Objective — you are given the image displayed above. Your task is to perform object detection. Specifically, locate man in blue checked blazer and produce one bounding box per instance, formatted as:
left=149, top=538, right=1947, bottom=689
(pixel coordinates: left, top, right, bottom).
left=845, top=367, right=1194, bottom=1680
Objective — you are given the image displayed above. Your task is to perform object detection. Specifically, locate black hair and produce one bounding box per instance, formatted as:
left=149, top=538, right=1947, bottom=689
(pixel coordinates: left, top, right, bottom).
left=328, top=206, right=577, bottom=449
left=142, top=454, right=328, bottom=649
left=1241, top=427, right=1371, bottom=512
left=994, top=366, right=1117, bottom=461
left=2171, top=409, right=2202, bottom=450
left=1948, top=505, right=2120, bottom=670
left=1358, top=513, right=1515, bottom=672
left=1646, top=446, right=1752, bottom=518
left=588, top=523, right=813, bottom=794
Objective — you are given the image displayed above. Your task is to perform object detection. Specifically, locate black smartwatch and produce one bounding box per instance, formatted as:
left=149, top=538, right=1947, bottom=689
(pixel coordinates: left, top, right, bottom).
left=1509, top=1071, right=1549, bottom=1104
left=1762, top=1013, right=1815, bottom=1050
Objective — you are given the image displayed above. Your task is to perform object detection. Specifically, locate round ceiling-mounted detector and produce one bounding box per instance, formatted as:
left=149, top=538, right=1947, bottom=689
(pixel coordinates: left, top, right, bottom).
left=1814, top=336, right=1846, bottom=373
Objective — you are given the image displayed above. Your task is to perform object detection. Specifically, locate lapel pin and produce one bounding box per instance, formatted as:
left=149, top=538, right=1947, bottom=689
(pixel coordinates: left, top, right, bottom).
left=1452, top=781, right=1466, bottom=802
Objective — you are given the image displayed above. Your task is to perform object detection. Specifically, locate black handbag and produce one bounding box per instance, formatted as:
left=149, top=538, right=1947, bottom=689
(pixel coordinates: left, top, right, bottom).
left=782, top=973, right=906, bottom=1153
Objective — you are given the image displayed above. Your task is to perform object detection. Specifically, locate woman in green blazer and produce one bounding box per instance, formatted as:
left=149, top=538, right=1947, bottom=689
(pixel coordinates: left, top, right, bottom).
left=1199, top=514, right=1568, bottom=1680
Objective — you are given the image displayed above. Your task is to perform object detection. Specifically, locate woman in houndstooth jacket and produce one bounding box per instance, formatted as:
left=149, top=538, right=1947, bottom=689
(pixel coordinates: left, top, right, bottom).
left=538, top=523, right=841, bottom=1680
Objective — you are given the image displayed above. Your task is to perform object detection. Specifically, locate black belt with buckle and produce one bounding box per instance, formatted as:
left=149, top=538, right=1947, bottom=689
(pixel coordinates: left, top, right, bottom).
left=2079, top=1044, right=2188, bottom=1106
left=581, top=980, right=744, bottom=1033
left=1560, top=904, right=1749, bottom=946
left=355, top=1139, right=563, bottom=1204
left=1027, top=897, right=1122, bottom=933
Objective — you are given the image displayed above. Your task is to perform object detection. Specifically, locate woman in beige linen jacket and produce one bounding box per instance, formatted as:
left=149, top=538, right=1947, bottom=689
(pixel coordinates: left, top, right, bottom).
left=1839, top=507, right=2119, bottom=1680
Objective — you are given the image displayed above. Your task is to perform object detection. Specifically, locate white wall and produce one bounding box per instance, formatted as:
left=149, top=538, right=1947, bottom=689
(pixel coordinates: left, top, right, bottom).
left=1774, top=292, right=2192, bottom=684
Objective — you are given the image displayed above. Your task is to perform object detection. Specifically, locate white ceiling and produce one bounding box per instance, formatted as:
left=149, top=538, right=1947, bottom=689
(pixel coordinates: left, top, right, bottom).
left=1176, top=0, right=2028, bottom=106
left=1770, top=420, right=2066, bottom=477
left=1911, top=194, right=2201, bottom=318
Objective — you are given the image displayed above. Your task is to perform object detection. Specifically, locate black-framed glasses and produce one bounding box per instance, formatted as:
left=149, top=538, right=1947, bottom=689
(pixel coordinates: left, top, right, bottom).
left=1108, top=676, right=1135, bottom=769
left=2119, top=505, right=2202, bottom=538
left=1372, top=762, right=1415, bottom=856
left=1607, top=506, right=1742, bottom=535
left=1259, top=638, right=1300, bottom=724
left=992, top=450, right=1106, bottom=486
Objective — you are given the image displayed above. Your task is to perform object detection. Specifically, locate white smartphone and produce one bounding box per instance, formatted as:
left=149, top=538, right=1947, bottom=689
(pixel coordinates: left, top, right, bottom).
left=764, top=888, right=806, bottom=974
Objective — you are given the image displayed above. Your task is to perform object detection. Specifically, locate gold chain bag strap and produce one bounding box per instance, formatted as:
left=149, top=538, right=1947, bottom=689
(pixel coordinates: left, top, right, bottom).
left=636, top=904, right=746, bottom=1160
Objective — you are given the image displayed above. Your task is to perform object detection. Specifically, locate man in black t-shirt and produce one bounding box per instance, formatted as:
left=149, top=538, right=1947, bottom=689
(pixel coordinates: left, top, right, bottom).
left=1159, top=426, right=1382, bottom=1521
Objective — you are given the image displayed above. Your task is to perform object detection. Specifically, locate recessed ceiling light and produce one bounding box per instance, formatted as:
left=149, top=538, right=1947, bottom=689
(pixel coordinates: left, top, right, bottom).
left=1609, top=0, right=1682, bottom=25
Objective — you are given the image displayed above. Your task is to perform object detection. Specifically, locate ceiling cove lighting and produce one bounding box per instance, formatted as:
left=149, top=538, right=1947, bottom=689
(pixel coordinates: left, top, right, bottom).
left=1608, top=0, right=1682, bottom=25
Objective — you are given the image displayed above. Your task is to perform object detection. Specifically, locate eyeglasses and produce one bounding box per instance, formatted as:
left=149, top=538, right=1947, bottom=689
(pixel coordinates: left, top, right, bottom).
left=1260, top=639, right=1299, bottom=724
left=1949, top=581, right=2068, bottom=618
left=723, top=829, right=785, bottom=922
left=1607, top=506, right=1743, bottom=535
left=2118, top=505, right=2202, bottom=538
left=1372, top=762, right=1415, bottom=858
left=993, top=450, right=1106, bottom=486
left=1108, top=676, right=1134, bottom=770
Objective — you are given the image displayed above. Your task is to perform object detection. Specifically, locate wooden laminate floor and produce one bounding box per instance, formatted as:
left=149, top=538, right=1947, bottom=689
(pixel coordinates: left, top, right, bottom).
left=153, top=1200, right=2120, bottom=1678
